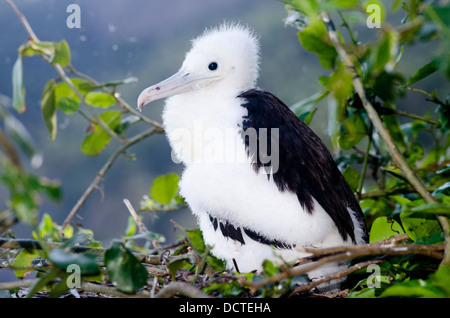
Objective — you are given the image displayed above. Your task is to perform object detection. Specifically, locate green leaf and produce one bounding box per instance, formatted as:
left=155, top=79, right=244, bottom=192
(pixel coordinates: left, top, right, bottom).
left=288, top=0, right=320, bottom=19
left=81, top=110, right=121, bottom=156
left=409, top=203, right=450, bottom=215
left=51, top=40, right=71, bottom=67
left=290, top=89, right=328, bottom=116
left=150, top=173, right=180, bottom=205
left=321, top=62, right=354, bottom=122
left=372, top=71, right=405, bottom=101
left=167, top=257, right=192, bottom=278
left=104, top=241, right=148, bottom=294
left=368, top=28, right=399, bottom=75
left=26, top=270, right=61, bottom=298
left=298, top=20, right=338, bottom=69
left=12, top=56, right=26, bottom=113
left=342, top=165, right=360, bottom=192
left=405, top=60, right=439, bottom=86
left=185, top=228, right=206, bottom=254
left=19, top=41, right=55, bottom=59
left=400, top=201, right=442, bottom=241
left=54, top=81, right=82, bottom=114
left=380, top=279, right=446, bottom=298
left=13, top=249, right=40, bottom=279
left=299, top=108, right=318, bottom=126
left=323, top=0, right=360, bottom=10
left=429, top=265, right=450, bottom=296
left=338, top=113, right=368, bottom=149
left=85, top=92, right=116, bottom=108
left=58, top=97, right=79, bottom=114
left=41, top=80, right=57, bottom=140
left=369, top=216, right=405, bottom=243
left=3, top=107, right=41, bottom=164
left=18, top=39, right=71, bottom=67
left=79, top=77, right=138, bottom=91
left=49, top=248, right=100, bottom=275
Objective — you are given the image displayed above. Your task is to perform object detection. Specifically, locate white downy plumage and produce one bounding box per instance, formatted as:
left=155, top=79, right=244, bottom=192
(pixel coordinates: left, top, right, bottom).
left=137, top=23, right=367, bottom=286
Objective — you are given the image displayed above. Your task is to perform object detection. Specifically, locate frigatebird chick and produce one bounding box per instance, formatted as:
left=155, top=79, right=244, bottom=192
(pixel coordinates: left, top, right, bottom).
left=137, top=23, right=367, bottom=285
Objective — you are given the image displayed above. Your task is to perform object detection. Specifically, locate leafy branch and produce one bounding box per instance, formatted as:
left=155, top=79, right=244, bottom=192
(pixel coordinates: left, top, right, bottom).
left=2, top=0, right=449, bottom=299
left=5, top=0, right=164, bottom=231
left=319, top=10, right=449, bottom=266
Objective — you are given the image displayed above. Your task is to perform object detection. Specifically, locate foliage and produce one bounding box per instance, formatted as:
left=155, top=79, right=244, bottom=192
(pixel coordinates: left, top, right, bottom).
left=1, top=0, right=449, bottom=299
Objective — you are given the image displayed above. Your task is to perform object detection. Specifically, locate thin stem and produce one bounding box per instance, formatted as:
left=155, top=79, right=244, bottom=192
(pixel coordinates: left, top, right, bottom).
left=289, top=258, right=386, bottom=296
left=357, top=133, right=372, bottom=198
left=337, top=10, right=358, bottom=45
left=154, top=282, right=210, bottom=298
left=320, top=11, right=450, bottom=266
left=393, top=109, right=440, bottom=126
left=5, top=0, right=39, bottom=42
left=68, top=65, right=164, bottom=131
left=60, top=127, right=160, bottom=232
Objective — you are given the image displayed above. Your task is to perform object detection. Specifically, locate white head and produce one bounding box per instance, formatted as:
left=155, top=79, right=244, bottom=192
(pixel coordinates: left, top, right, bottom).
left=137, top=23, right=260, bottom=110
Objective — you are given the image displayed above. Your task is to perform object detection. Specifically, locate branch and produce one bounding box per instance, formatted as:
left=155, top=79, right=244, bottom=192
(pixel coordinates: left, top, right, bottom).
left=154, top=282, right=210, bottom=298
left=288, top=258, right=386, bottom=296
left=0, top=237, right=194, bottom=266
left=79, top=282, right=150, bottom=298
left=319, top=11, right=450, bottom=266
left=240, top=235, right=444, bottom=293
left=5, top=0, right=39, bottom=42
left=359, top=186, right=438, bottom=200
left=61, top=127, right=159, bottom=232
left=68, top=66, right=164, bottom=131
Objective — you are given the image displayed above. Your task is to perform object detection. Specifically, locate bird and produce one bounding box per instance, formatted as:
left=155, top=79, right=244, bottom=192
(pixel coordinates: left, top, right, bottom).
left=137, top=23, right=368, bottom=285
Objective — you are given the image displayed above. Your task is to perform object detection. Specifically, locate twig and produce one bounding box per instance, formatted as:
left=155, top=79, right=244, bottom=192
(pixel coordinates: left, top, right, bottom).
left=359, top=186, right=437, bottom=199
left=68, top=65, right=164, bottom=130
left=61, top=127, right=159, bottom=232
left=0, top=279, right=35, bottom=291
left=5, top=0, right=39, bottom=42
left=357, top=128, right=372, bottom=198
left=154, top=281, right=210, bottom=298
left=240, top=238, right=444, bottom=293
left=123, top=198, right=163, bottom=253
left=319, top=11, right=450, bottom=266
left=0, top=237, right=103, bottom=254
left=0, top=237, right=194, bottom=266
left=123, top=199, right=149, bottom=234
left=0, top=129, right=22, bottom=169
left=393, top=109, right=440, bottom=126
left=79, top=282, right=150, bottom=298
left=288, top=258, right=386, bottom=296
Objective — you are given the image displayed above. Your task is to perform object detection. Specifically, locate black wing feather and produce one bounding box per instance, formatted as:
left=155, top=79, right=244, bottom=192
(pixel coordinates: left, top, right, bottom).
left=238, top=89, right=367, bottom=243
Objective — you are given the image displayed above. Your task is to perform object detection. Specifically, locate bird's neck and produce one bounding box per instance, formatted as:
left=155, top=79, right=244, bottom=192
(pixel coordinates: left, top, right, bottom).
left=162, top=90, right=248, bottom=165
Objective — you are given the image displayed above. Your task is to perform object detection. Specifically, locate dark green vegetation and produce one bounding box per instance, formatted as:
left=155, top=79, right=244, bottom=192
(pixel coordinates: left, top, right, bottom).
left=0, top=0, right=449, bottom=298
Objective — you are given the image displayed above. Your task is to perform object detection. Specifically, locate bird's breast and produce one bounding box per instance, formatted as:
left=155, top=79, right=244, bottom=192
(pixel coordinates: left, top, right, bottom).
left=179, top=160, right=339, bottom=247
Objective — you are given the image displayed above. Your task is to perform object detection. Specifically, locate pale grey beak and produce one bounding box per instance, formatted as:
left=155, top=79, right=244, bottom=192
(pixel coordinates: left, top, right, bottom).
left=137, top=70, right=217, bottom=111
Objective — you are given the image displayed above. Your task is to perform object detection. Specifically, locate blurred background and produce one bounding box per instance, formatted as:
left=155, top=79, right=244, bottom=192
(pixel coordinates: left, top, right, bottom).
left=0, top=0, right=446, bottom=254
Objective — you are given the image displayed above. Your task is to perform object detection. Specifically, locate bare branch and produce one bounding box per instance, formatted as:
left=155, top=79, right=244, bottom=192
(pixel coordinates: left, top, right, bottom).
left=240, top=235, right=444, bottom=293
left=5, top=0, right=39, bottom=42
left=288, top=258, right=386, bottom=296
left=154, top=281, right=210, bottom=298
left=61, top=127, right=160, bottom=232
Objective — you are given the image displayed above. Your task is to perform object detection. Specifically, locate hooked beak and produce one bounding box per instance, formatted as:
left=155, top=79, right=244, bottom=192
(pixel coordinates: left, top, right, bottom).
left=137, top=70, right=218, bottom=111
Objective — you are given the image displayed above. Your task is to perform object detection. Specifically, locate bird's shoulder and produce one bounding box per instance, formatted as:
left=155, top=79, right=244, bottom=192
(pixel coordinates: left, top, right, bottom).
left=237, top=88, right=367, bottom=244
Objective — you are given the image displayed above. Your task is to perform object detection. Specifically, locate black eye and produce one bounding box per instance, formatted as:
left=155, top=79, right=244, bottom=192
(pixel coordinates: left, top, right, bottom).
left=208, top=62, right=218, bottom=71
